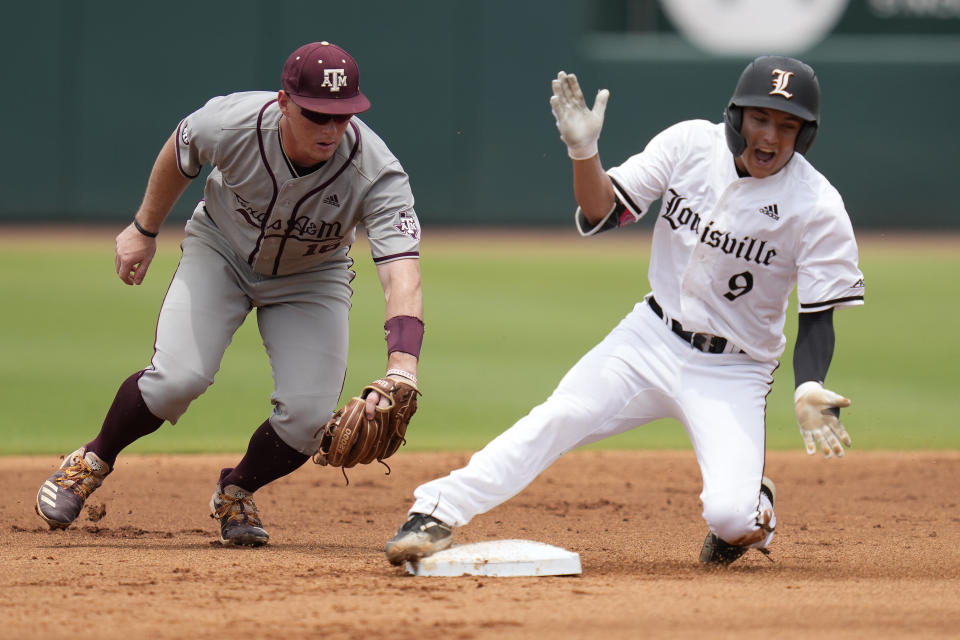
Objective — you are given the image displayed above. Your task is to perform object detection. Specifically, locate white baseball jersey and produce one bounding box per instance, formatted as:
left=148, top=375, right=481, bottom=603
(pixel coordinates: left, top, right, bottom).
left=578, top=119, right=864, bottom=362
left=406, top=112, right=861, bottom=555
left=175, top=91, right=421, bottom=276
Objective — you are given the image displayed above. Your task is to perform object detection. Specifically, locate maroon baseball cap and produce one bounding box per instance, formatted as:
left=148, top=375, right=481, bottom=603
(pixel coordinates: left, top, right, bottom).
left=281, top=41, right=371, bottom=115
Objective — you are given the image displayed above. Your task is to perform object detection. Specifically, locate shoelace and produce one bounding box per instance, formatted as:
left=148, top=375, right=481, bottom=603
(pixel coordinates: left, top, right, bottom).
left=55, top=457, right=102, bottom=498
left=214, top=492, right=263, bottom=526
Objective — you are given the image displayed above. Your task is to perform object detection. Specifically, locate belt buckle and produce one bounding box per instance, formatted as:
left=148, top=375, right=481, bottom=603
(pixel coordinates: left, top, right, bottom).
left=691, top=333, right=708, bottom=352
left=712, top=336, right=728, bottom=354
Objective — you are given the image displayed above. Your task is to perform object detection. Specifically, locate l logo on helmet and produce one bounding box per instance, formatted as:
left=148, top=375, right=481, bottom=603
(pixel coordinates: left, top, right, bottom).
left=322, top=69, right=348, bottom=93
left=769, top=69, right=794, bottom=99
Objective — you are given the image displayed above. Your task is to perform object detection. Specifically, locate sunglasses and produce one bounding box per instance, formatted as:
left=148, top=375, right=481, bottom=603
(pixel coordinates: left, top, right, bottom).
left=299, top=107, right=353, bottom=125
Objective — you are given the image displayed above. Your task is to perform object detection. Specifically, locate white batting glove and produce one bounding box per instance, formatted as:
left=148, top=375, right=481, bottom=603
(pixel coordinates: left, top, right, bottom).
left=550, top=71, right=609, bottom=160
left=794, top=381, right=853, bottom=458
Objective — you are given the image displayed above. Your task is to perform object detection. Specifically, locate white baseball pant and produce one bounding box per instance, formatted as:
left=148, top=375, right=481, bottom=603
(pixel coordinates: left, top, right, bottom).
left=411, top=299, right=777, bottom=548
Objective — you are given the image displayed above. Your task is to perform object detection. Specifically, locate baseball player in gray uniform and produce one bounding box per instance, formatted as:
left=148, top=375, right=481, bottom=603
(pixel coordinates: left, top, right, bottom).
left=385, top=56, right=863, bottom=566
left=35, top=41, right=424, bottom=546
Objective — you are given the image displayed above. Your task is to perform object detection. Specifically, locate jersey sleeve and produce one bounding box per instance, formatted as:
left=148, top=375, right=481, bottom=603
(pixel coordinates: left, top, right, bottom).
left=574, top=177, right=647, bottom=236
left=796, top=191, right=865, bottom=313
left=174, top=95, right=229, bottom=179
left=576, top=121, right=691, bottom=236
left=361, top=162, right=421, bottom=264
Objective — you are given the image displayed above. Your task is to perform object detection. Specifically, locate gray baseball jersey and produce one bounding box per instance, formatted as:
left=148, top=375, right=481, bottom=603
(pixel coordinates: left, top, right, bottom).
left=175, top=91, right=421, bottom=276
left=138, top=90, right=422, bottom=455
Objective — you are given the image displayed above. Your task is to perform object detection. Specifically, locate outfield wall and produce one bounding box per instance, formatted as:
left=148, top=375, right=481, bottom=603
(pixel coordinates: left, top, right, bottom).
left=2, top=1, right=958, bottom=228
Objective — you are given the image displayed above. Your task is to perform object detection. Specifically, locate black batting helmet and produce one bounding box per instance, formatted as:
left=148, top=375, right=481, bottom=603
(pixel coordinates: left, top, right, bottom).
left=723, top=55, right=820, bottom=156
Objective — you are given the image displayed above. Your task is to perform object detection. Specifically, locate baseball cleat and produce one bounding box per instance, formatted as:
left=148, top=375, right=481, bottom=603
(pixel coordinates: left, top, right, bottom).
left=35, top=447, right=111, bottom=530
left=34, top=447, right=110, bottom=529
left=699, top=531, right=751, bottom=566
left=760, top=476, right=776, bottom=505
left=210, top=483, right=270, bottom=547
left=384, top=513, right=453, bottom=565
left=699, top=476, right=776, bottom=566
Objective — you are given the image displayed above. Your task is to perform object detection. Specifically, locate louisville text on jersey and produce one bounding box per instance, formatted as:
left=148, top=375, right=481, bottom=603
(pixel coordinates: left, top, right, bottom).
left=661, top=189, right=779, bottom=266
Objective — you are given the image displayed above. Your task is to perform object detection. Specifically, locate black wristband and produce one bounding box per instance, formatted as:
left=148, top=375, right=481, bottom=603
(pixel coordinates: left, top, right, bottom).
left=133, top=219, right=158, bottom=238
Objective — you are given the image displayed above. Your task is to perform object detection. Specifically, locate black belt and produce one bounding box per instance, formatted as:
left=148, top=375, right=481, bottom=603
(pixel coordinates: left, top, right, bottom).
left=647, top=296, right=736, bottom=354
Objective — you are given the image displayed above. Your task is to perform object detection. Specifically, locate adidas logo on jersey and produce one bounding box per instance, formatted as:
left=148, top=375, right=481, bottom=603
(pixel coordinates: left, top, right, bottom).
left=759, top=203, right=779, bottom=220
left=323, top=195, right=340, bottom=207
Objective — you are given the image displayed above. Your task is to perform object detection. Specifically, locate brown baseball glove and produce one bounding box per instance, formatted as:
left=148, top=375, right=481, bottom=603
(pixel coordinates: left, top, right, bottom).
left=312, top=378, right=420, bottom=477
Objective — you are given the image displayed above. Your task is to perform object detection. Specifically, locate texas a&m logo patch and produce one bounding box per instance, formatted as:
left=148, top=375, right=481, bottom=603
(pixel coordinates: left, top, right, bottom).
left=394, top=211, right=420, bottom=240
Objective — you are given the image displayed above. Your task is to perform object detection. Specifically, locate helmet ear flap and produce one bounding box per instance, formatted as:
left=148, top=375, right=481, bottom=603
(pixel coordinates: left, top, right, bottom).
left=794, top=121, right=818, bottom=155
left=724, top=105, right=746, bottom=157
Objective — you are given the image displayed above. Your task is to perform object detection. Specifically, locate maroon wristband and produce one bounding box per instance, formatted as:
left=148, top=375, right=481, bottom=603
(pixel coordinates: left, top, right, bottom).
left=384, top=315, right=424, bottom=358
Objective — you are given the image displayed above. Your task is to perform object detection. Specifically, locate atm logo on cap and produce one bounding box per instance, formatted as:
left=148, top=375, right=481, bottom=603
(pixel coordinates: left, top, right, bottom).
left=322, top=69, right=348, bottom=92
left=769, top=69, right=794, bottom=99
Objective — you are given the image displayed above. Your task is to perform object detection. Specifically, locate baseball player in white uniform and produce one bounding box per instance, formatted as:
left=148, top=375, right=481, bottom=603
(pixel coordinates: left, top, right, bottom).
left=385, top=56, right=863, bottom=566
left=35, top=41, right=424, bottom=546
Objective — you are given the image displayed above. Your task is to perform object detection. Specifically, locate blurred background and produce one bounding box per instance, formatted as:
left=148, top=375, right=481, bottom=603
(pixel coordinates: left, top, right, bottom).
left=2, top=0, right=958, bottom=230
left=1, top=1, right=958, bottom=454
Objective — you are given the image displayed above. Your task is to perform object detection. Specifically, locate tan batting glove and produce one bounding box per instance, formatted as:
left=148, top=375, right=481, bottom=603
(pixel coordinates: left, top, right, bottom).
left=550, top=71, right=609, bottom=160
left=794, top=381, right=853, bottom=458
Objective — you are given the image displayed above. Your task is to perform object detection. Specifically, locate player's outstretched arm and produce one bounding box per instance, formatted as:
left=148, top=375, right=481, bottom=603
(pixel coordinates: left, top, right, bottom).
left=794, top=381, right=852, bottom=458
left=550, top=72, right=616, bottom=224
left=115, top=131, right=192, bottom=285
left=792, top=309, right=852, bottom=457
left=550, top=71, right=609, bottom=160
left=313, top=256, right=422, bottom=473
left=368, top=257, right=423, bottom=418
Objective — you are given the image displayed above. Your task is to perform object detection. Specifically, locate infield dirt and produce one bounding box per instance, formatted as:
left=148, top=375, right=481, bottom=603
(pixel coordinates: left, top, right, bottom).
left=3, top=450, right=958, bottom=639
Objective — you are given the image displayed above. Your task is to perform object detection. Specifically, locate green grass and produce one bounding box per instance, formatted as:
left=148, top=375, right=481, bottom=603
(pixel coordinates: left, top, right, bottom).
left=1, top=229, right=957, bottom=454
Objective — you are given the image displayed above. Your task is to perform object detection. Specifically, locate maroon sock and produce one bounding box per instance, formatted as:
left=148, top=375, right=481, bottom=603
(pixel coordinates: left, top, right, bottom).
left=85, top=371, right=163, bottom=468
left=220, top=420, right=309, bottom=493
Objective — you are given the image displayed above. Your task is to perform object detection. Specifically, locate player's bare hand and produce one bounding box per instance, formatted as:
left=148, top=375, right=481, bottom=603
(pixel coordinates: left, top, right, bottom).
left=364, top=373, right=415, bottom=419
left=794, top=381, right=852, bottom=458
left=115, top=223, right=157, bottom=286
left=364, top=389, right=391, bottom=420
left=550, top=71, right=609, bottom=160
